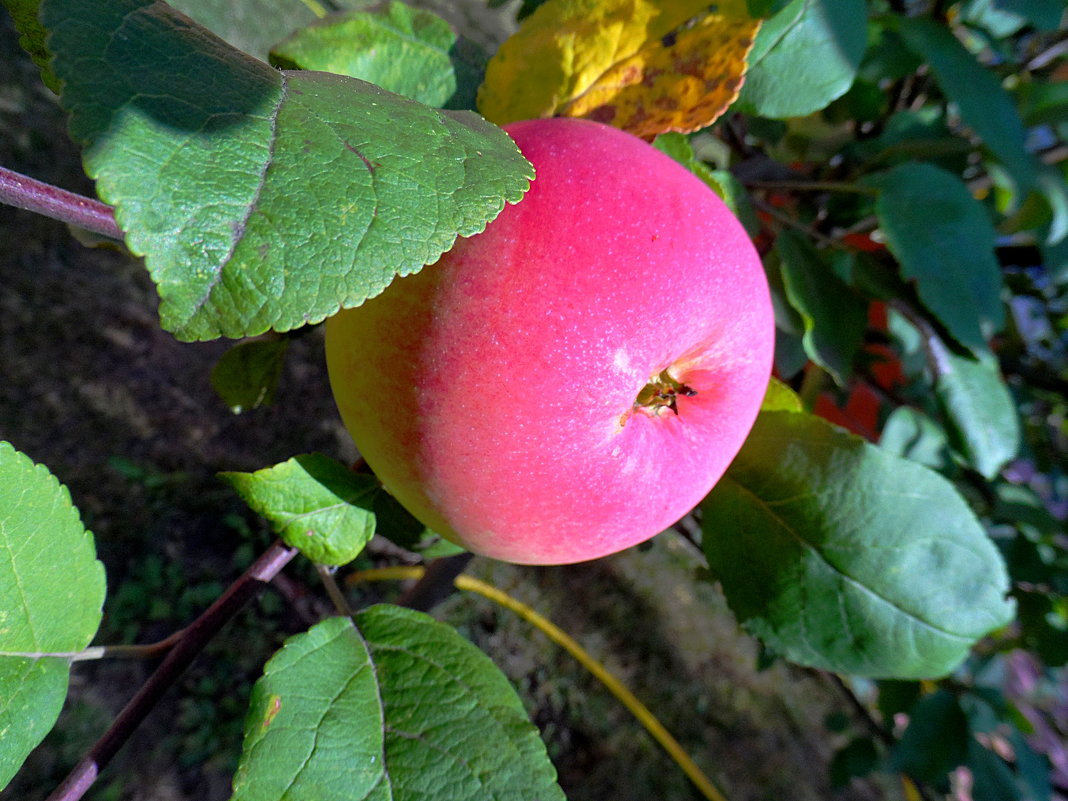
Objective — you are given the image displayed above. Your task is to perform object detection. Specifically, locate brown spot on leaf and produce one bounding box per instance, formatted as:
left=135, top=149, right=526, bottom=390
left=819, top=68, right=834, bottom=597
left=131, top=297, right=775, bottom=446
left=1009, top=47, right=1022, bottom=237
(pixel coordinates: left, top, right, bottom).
left=641, top=67, right=665, bottom=88
left=673, top=54, right=706, bottom=78
left=261, top=695, right=282, bottom=729
left=586, top=105, right=617, bottom=124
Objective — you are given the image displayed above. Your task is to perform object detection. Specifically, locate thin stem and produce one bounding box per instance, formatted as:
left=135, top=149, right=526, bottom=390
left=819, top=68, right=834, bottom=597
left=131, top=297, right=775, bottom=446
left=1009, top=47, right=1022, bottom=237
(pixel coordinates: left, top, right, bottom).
left=455, top=574, right=730, bottom=801
left=0, top=629, right=188, bottom=662
left=888, top=298, right=953, bottom=379
left=0, top=166, right=122, bottom=240
left=46, top=540, right=298, bottom=801
left=744, top=180, right=879, bottom=196
left=821, top=673, right=943, bottom=801
left=316, top=564, right=354, bottom=617
left=299, top=0, right=330, bottom=17
left=823, top=673, right=894, bottom=747
left=88, top=630, right=187, bottom=660
left=751, top=198, right=850, bottom=252
left=1027, top=36, right=1068, bottom=70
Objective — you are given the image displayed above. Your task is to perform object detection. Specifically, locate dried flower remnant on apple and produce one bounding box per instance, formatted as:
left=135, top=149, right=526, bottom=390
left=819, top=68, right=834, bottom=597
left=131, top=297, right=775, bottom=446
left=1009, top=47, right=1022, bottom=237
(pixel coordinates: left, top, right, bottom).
left=326, top=118, right=774, bottom=565
left=633, top=368, right=699, bottom=418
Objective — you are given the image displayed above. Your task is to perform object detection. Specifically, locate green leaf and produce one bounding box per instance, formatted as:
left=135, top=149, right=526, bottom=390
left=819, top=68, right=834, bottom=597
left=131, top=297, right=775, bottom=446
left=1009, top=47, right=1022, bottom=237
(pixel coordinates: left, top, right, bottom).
left=878, top=406, right=953, bottom=473
left=735, top=0, right=868, bottom=119
left=371, top=491, right=466, bottom=557
left=41, top=0, right=533, bottom=342
left=653, top=134, right=760, bottom=237
left=168, top=0, right=318, bottom=61
left=890, top=690, right=969, bottom=783
left=704, top=169, right=761, bottom=239
left=931, top=344, right=1020, bottom=479
left=960, top=0, right=1065, bottom=36
left=876, top=679, right=922, bottom=720
left=1010, top=727, right=1054, bottom=801
left=700, top=411, right=1016, bottom=679
left=776, top=230, right=866, bottom=385
left=230, top=616, right=383, bottom=800
left=858, top=107, right=970, bottom=175
left=1014, top=589, right=1068, bottom=667
left=0, top=661, right=70, bottom=791
left=1, top=0, right=59, bottom=90
left=0, top=442, right=106, bottom=789
left=270, top=2, right=482, bottom=110
left=898, top=17, right=1037, bottom=195
left=761, top=376, right=803, bottom=413
left=1018, top=79, right=1068, bottom=129
left=967, top=737, right=1021, bottom=801
left=870, top=162, right=1005, bottom=355
left=829, top=737, right=879, bottom=788
left=231, top=610, right=564, bottom=801
left=221, top=454, right=377, bottom=566
left=211, top=337, right=290, bottom=414
left=1037, top=165, right=1068, bottom=246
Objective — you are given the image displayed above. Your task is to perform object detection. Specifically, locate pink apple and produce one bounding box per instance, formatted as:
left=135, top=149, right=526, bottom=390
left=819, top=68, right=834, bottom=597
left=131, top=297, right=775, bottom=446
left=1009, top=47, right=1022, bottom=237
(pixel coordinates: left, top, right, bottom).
left=325, top=118, right=773, bottom=565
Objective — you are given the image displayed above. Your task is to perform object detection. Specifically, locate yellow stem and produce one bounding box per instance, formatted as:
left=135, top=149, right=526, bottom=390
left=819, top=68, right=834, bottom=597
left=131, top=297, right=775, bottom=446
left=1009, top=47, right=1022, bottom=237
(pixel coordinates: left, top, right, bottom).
left=901, top=775, right=923, bottom=801
left=299, top=0, right=329, bottom=18
left=348, top=566, right=728, bottom=801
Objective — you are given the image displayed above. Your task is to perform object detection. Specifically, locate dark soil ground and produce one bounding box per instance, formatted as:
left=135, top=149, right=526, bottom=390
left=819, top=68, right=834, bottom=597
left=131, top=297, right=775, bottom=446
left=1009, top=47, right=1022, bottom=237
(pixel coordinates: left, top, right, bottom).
left=2, top=6, right=906, bottom=801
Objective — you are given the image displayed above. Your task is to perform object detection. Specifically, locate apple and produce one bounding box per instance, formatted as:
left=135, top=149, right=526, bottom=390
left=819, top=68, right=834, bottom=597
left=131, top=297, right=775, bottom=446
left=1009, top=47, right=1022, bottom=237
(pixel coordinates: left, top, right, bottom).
left=325, top=118, right=774, bottom=565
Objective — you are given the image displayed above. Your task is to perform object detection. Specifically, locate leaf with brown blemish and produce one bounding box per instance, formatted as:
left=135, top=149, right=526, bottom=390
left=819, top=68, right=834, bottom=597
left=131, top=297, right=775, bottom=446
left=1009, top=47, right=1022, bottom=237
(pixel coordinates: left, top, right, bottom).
left=478, top=0, right=760, bottom=138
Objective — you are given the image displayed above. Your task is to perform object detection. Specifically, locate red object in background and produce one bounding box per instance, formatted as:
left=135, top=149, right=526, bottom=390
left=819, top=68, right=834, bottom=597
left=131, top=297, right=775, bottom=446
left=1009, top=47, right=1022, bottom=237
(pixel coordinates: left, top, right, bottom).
left=866, top=301, right=905, bottom=391
left=841, top=231, right=885, bottom=253
left=813, top=381, right=883, bottom=441
left=812, top=301, right=905, bottom=441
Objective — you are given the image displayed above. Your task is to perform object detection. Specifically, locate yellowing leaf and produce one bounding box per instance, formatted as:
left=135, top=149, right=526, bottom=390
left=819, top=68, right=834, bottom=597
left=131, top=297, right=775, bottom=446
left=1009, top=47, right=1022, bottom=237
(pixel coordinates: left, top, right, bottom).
left=478, top=0, right=759, bottom=138
left=761, top=377, right=803, bottom=413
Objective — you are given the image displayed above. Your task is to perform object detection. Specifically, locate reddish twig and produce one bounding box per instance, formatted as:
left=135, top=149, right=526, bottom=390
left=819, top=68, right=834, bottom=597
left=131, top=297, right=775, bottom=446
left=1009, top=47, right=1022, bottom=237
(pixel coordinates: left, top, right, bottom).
left=0, top=165, right=123, bottom=240
left=45, top=540, right=299, bottom=801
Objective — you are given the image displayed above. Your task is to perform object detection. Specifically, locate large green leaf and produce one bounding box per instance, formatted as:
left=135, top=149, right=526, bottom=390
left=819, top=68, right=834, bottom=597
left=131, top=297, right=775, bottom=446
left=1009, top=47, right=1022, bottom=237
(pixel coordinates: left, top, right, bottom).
left=270, top=2, right=484, bottom=110
left=231, top=610, right=564, bottom=801
left=931, top=345, right=1020, bottom=479
left=776, top=230, right=866, bottom=386
left=220, top=454, right=377, bottom=566
left=898, top=16, right=1036, bottom=195
left=41, top=0, right=533, bottom=342
left=0, top=443, right=106, bottom=789
left=870, top=162, right=1005, bottom=355
left=701, top=411, right=1015, bottom=679
left=735, top=0, right=868, bottom=119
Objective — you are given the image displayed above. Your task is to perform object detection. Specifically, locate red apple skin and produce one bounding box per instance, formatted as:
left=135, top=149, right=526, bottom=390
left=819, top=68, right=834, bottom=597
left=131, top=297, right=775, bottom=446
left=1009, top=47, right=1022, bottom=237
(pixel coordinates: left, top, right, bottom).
left=325, top=118, right=774, bottom=565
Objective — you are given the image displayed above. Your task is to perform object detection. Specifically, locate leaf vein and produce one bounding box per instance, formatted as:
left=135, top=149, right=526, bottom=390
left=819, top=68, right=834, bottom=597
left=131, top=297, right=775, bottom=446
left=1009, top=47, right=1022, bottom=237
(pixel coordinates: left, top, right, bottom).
left=187, top=72, right=287, bottom=325
left=732, top=479, right=972, bottom=642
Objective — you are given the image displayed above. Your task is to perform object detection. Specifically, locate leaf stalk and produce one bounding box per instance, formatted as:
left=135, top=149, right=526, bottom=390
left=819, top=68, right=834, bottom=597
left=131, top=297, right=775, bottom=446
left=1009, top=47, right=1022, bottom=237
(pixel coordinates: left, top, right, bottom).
left=0, top=166, right=122, bottom=241
left=44, top=540, right=298, bottom=801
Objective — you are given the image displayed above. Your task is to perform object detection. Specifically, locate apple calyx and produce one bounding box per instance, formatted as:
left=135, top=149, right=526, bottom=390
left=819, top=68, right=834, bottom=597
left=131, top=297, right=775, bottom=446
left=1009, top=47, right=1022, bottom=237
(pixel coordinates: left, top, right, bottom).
left=634, top=368, right=698, bottom=417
